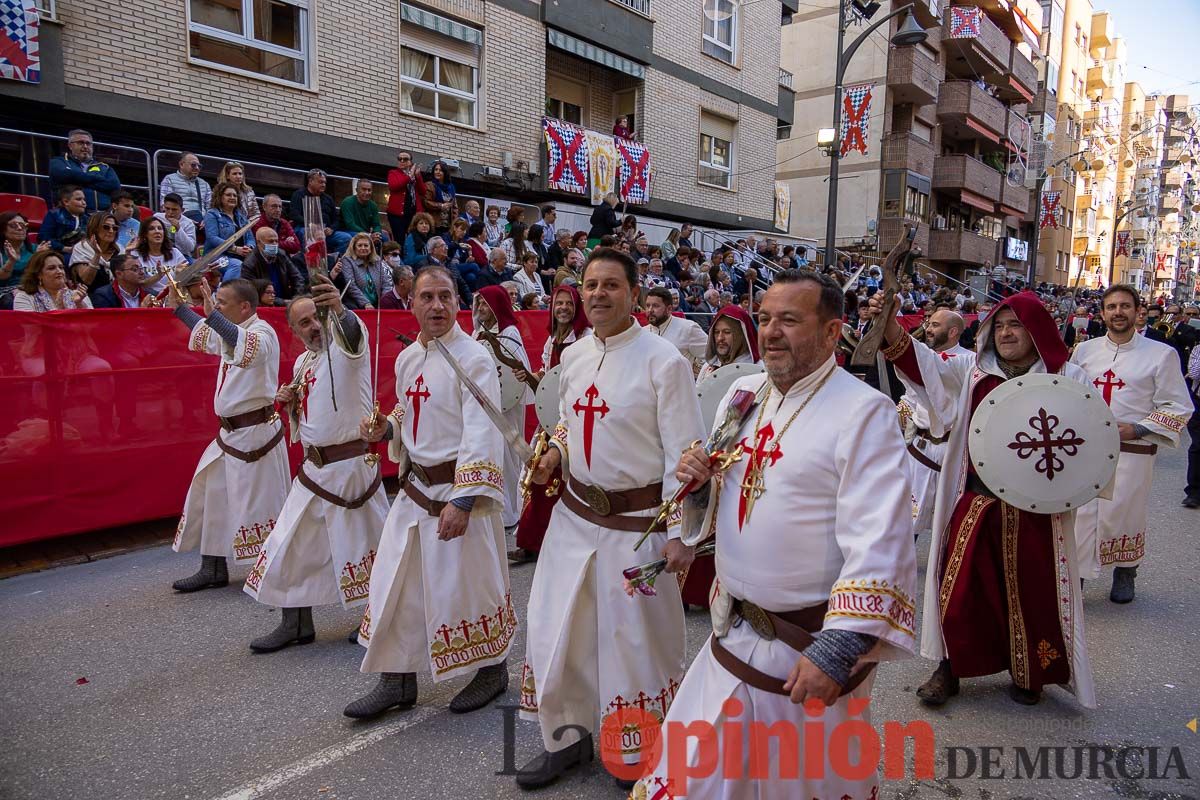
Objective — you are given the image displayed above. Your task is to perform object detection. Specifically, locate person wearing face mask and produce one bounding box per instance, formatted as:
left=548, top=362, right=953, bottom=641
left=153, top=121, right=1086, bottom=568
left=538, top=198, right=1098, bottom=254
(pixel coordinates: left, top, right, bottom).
left=240, top=227, right=307, bottom=304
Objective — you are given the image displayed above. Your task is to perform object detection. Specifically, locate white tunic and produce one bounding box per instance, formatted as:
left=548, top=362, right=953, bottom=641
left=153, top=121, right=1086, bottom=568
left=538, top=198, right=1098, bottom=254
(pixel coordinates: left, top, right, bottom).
left=475, top=323, right=532, bottom=528
left=539, top=327, right=592, bottom=370
left=652, top=316, right=708, bottom=370
left=896, top=343, right=972, bottom=537
left=695, top=350, right=756, bottom=385
left=899, top=336, right=1097, bottom=708
left=1070, top=334, right=1192, bottom=578
left=244, top=316, right=388, bottom=609
left=173, top=314, right=290, bottom=562
left=520, top=322, right=705, bottom=759
left=358, top=323, right=515, bottom=681
left=637, top=357, right=918, bottom=800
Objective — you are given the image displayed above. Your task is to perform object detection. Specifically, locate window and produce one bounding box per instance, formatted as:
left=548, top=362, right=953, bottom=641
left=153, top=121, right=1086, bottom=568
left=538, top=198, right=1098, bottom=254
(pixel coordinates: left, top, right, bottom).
left=1074, top=23, right=1081, bottom=44
left=546, top=99, right=583, bottom=125
left=776, top=125, right=792, bottom=141
left=546, top=74, right=586, bottom=126
left=698, top=111, right=736, bottom=189
left=399, top=12, right=482, bottom=128
left=188, top=0, right=310, bottom=86
left=882, top=170, right=929, bottom=221
left=1065, top=209, right=1074, bottom=228
left=1081, top=34, right=1087, bottom=52
left=702, top=0, right=737, bottom=65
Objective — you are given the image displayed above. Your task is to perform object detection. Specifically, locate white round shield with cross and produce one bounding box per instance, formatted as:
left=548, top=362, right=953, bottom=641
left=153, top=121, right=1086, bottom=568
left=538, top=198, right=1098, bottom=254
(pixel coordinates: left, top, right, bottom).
left=534, top=364, right=562, bottom=430
left=968, top=372, right=1119, bottom=514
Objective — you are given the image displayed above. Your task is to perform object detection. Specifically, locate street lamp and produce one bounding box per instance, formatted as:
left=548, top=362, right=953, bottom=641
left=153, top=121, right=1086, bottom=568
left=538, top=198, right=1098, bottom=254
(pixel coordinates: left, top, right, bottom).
left=822, top=2, right=928, bottom=268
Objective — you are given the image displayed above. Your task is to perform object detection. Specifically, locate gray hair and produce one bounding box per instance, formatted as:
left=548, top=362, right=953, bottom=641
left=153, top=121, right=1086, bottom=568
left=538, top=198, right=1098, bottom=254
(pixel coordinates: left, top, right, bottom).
left=426, top=236, right=446, bottom=254
left=392, top=264, right=414, bottom=280
left=556, top=228, right=572, bottom=239
left=488, top=247, right=506, bottom=264
left=501, top=280, right=519, bottom=293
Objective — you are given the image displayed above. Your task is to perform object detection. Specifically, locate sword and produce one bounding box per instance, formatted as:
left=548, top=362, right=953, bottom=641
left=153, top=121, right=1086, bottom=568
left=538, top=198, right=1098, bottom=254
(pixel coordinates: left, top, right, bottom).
left=429, top=337, right=534, bottom=462
left=156, top=219, right=256, bottom=299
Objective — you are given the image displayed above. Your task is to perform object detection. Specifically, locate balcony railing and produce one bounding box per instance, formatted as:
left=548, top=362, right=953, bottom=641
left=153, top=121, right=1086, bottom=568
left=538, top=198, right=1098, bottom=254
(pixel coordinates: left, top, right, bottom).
left=881, top=132, right=935, bottom=176
left=1007, top=46, right=1037, bottom=101
left=941, top=6, right=1009, bottom=81
left=887, top=47, right=942, bottom=107
left=928, top=228, right=997, bottom=264
left=999, top=179, right=1029, bottom=217
left=608, top=0, right=651, bottom=15
left=778, top=67, right=793, bottom=90
left=933, top=154, right=1001, bottom=202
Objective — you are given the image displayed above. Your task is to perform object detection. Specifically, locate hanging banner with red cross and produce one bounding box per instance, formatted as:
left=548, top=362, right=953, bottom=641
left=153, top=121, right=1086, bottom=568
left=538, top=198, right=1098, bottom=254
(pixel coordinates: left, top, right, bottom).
left=1114, top=230, right=1130, bottom=257
left=840, top=82, right=873, bottom=157
left=1155, top=251, right=1168, bottom=274
left=615, top=136, right=652, bottom=205
left=543, top=117, right=590, bottom=195
left=949, top=6, right=982, bottom=38
left=0, top=0, right=40, bottom=84
left=1039, top=191, right=1061, bottom=229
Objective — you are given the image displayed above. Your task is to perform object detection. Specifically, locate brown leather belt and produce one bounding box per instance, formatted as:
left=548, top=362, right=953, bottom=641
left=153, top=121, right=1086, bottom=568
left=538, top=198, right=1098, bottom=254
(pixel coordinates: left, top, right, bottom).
left=219, top=405, right=276, bottom=432
left=298, top=465, right=383, bottom=509
left=305, top=439, right=370, bottom=468
left=1120, top=441, right=1158, bottom=456
left=561, top=476, right=665, bottom=533
left=914, top=427, right=950, bottom=445
left=907, top=441, right=942, bottom=473
left=216, top=425, right=285, bottom=463
left=407, top=459, right=457, bottom=487
left=403, top=475, right=446, bottom=517
left=710, top=599, right=876, bottom=698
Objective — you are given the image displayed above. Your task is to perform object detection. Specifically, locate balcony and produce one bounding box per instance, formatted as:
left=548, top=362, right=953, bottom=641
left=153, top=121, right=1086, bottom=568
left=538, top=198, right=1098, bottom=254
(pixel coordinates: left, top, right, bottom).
left=1074, top=208, right=1098, bottom=239
left=937, top=80, right=1006, bottom=143
left=887, top=47, right=942, bottom=107
left=1077, top=190, right=1100, bottom=211
left=941, top=6, right=1009, bottom=82
left=998, top=179, right=1029, bottom=217
left=1091, top=12, right=1114, bottom=50
left=1000, top=45, right=1037, bottom=103
left=933, top=154, right=1001, bottom=206
left=1164, top=171, right=1183, bottom=189
left=877, top=217, right=930, bottom=254
left=542, top=0, right=653, bottom=65
left=881, top=132, right=935, bottom=175
left=928, top=227, right=997, bottom=264
left=778, top=67, right=793, bottom=90
left=1087, top=62, right=1116, bottom=94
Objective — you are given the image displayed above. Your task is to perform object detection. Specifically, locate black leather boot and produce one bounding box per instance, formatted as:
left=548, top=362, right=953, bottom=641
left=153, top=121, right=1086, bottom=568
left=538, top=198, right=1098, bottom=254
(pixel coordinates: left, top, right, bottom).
left=172, top=555, right=229, bottom=592
left=916, top=659, right=959, bottom=706
left=515, top=733, right=594, bottom=790
left=1008, top=683, right=1042, bottom=705
left=449, top=660, right=508, bottom=713
left=1110, top=566, right=1137, bottom=604
left=250, top=607, right=315, bottom=653
left=343, top=673, right=418, bottom=719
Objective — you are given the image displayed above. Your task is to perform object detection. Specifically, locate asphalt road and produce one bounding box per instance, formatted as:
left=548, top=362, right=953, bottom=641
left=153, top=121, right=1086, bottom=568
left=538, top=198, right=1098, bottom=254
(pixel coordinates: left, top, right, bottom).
left=1, top=444, right=1198, bottom=800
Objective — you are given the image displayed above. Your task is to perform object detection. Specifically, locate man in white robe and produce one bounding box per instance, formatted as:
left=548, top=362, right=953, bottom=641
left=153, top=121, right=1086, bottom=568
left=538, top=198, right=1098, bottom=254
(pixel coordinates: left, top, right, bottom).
left=645, top=287, right=707, bottom=374
left=516, top=248, right=705, bottom=791
left=695, top=304, right=759, bottom=385
left=242, top=277, right=388, bottom=651
left=895, top=308, right=972, bottom=539
left=631, top=270, right=918, bottom=800
left=167, top=278, right=290, bottom=593
left=1070, top=285, right=1192, bottom=603
left=474, top=284, right=533, bottom=531
left=346, top=266, right=514, bottom=719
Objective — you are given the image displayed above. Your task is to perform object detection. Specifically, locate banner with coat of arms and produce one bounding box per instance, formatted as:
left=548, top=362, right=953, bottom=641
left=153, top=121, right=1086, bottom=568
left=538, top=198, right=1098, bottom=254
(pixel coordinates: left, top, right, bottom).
left=1114, top=230, right=1130, bottom=257
left=615, top=137, right=652, bottom=205
left=1039, top=191, right=1062, bottom=229
left=0, top=0, right=39, bottom=84
left=948, top=6, right=982, bottom=38
left=543, top=117, right=590, bottom=195
left=774, top=181, right=791, bottom=232
left=584, top=129, right=618, bottom=205
left=840, top=82, right=873, bottom=157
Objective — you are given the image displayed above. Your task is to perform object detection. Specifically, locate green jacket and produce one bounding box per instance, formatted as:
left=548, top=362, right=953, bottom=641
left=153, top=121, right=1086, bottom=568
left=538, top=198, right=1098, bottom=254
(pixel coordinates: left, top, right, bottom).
left=338, top=197, right=382, bottom=234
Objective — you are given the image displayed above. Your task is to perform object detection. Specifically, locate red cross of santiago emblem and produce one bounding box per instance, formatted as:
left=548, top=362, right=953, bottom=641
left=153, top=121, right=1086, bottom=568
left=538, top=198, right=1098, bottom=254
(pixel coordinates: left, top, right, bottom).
left=406, top=374, right=431, bottom=440
left=571, top=383, right=609, bottom=468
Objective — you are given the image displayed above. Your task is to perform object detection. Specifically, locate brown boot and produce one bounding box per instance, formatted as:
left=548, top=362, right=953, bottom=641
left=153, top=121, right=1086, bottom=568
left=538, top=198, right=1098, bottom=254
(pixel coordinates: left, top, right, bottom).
left=916, top=659, right=959, bottom=706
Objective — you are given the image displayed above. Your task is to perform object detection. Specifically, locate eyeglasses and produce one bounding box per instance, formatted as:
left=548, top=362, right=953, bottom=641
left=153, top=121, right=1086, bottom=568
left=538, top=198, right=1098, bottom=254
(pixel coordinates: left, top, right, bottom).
left=69, top=140, right=93, bottom=147
left=397, top=156, right=411, bottom=162
left=101, top=224, right=118, bottom=231
left=6, top=220, right=27, bottom=229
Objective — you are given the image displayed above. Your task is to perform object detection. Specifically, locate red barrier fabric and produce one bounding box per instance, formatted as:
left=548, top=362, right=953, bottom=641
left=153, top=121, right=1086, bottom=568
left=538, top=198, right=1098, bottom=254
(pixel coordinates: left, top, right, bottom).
left=0, top=309, right=550, bottom=547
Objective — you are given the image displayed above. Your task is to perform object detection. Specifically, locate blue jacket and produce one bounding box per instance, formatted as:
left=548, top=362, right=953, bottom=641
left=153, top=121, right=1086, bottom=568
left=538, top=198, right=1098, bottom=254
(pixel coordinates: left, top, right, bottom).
left=38, top=208, right=89, bottom=252
left=203, top=208, right=253, bottom=251
left=48, top=157, right=121, bottom=212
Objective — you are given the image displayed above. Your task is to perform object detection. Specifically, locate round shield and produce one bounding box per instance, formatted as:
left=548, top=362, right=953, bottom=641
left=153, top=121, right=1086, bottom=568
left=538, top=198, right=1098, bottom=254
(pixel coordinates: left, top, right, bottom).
left=494, top=360, right=524, bottom=413
left=535, top=364, right=563, bottom=430
left=968, top=373, right=1118, bottom=514
left=697, top=362, right=764, bottom=432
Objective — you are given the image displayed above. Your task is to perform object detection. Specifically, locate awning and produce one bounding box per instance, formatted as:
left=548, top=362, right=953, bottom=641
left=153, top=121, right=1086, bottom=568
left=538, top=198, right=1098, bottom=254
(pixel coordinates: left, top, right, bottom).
left=547, top=29, right=646, bottom=79
left=961, top=189, right=996, bottom=212
left=1007, top=76, right=1034, bottom=103
left=400, top=4, right=482, bottom=46
left=965, top=117, right=1002, bottom=143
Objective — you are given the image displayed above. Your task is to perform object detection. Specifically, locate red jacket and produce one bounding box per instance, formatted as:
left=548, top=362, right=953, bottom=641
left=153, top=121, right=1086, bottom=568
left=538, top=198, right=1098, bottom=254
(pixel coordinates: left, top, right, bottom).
left=251, top=216, right=301, bottom=255
left=386, top=168, right=426, bottom=217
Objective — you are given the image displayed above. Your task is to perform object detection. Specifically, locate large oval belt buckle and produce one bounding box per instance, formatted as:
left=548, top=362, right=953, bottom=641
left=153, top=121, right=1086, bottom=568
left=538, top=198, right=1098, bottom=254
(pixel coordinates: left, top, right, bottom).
left=582, top=484, right=611, bottom=516
left=740, top=602, right=776, bottom=641
left=410, top=463, right=430, bottom=485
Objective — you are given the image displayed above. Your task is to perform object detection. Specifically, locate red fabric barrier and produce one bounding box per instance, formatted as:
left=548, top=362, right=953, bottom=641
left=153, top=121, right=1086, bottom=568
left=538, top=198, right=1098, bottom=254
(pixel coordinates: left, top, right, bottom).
left=0, top=309, right=550, bottom=547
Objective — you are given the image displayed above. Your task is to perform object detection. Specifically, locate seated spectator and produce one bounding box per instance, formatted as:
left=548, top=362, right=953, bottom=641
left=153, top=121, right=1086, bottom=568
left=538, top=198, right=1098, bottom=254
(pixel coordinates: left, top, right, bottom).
left=502, top=221, right=530, bottom=267
left=203, top=182, right=254, bottom=280
left=647, top=257, right=675, bottom=290
left=39, top=185, right=90, bottom=257
left=527, top=224, right=551, bottom=287
left=339, top=179, right=384, bottom=243
left=249, top=278, right=277, bottom=308
left=403, top=212, right=435, bottom=267
left=159, top=152, right=211, bottom=223
left=519, top=293, right=542, bottom=311
left=252, top=194, right=301, bottom=256
left=539, top=205, right=558, bottom=247
left=501, top=281, right=521, bottom=309
left=133, top=216, right=188, bottom=296
left=13, top=250, right=92, bottom=311
left=661, top=228, right=681, bottom=263
left=483, top=205, right=505, bottom=247
left=504, top=206, right=524, bottom=235
left=459, top=199, right=482, bottom=227
left=462, top=221, right=489, bottom=285
left=571, top=230, right=589, bottom=255
left=155, top=193, right=198, bottom=259
left=732, top=267, right=757, bottom=300
left=554, top=248, right=584, bottom=287
left=445, top=218, right=470, bottom=267
left=337, top=232, right=392, bottom=310
left=546, top=228, right=572, bottom=271
left=289, top=169, right=350, bottom=254
left=92, top=254, right=154, bottom=308
left=379, top=264, right=414, bottom=310
left=513, top=251, right=544, bottom=302
left=70, top=212, right=121, bottom=296
left=217, top=161, right=260, bottom=223
left=240, top=227, right=306, bottom=303
left=418, top=235, right=451, bottom=269
left=618, top=214, right=640, bottom=245
left=108, top=189, right=141, bottom=250
left=49, top=129, right=121, bottom=212
left=0, top=212, right=47, bottom=301
left=381, top=241, right=404, bottom=272
left=423, top=161, right=457, bottom=234
left=475, top=247, right=513, bottom=289
left=633, top=235, right=651, bottom=263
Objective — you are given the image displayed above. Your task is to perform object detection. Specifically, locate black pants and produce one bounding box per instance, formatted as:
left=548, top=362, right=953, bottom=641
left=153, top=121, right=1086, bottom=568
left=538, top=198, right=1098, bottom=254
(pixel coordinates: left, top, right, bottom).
left=1186, top=389, right=1200, bottom=500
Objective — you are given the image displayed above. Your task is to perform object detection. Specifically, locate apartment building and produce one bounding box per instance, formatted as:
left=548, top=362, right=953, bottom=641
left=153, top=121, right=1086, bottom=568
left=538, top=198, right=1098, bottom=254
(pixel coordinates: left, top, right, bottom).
left=0, top=0, right=796, bottom=232
left=777, top=0, right=1042, bottom=282
left=1151, top=94, right=1198, bottom=300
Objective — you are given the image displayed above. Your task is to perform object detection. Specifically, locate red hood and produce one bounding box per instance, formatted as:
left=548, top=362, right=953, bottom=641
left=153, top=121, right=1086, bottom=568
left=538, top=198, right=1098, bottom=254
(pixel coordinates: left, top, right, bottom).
left=977, top=290, right=1069, bottom=374
left=547, top=284, right=588, bottom=339
left=707, top=304, right=760, bottom=361
left=477, top=285, right=519, bottom=332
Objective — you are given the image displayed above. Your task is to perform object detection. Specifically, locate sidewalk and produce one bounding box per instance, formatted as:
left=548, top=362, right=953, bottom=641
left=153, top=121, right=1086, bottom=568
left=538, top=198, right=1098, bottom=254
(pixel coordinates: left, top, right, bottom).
left=0, top=518, right=176, bottom=580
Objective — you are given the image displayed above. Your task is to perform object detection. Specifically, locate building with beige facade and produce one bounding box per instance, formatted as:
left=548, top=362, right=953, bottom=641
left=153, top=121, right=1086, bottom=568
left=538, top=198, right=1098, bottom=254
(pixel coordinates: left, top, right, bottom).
left=0, top=0, right=796, bottom=236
